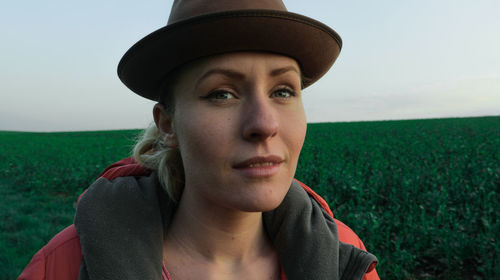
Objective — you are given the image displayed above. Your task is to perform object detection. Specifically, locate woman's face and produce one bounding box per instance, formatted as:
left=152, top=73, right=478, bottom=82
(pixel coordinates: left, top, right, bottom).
left=158, top=52, right=306, bottom=212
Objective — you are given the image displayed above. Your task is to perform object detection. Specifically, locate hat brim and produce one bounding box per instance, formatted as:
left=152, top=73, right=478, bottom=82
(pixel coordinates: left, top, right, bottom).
left=118, top=10, right=342, bottom=101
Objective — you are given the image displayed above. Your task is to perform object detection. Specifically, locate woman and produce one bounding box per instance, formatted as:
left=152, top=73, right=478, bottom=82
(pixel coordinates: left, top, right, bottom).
left=20, top=0, right=379, bottom=279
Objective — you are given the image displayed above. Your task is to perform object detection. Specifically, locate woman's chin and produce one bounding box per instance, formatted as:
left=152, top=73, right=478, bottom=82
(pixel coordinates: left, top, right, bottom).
left=232, top=192, right=288, bottom=213
left=227, top=177, right=293, bottom=212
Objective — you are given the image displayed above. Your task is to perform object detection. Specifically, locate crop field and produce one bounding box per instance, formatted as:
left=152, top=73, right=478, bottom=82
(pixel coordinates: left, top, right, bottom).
left=1, top=116, right=499, bottom=279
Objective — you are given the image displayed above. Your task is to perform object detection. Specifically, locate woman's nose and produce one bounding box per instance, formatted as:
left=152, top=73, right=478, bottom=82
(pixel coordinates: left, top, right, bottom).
left=241, top=96, right=279, bottom=142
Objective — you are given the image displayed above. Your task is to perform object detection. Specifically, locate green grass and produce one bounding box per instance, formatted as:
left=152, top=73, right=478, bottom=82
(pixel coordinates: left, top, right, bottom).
left=0, top=130, right=138, bottom=279
left=1, top=117, right=499, bottom=279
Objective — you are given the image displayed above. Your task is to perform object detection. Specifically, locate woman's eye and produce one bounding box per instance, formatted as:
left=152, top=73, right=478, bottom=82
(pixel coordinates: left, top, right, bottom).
left=207, top=90, right=235, bottom=100
left=271, top=88, right=296, bottom=99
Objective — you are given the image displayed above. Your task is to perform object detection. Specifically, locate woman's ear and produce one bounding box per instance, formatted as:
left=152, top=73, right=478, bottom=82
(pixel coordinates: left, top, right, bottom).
left=153, top=103, right=178, bottom=148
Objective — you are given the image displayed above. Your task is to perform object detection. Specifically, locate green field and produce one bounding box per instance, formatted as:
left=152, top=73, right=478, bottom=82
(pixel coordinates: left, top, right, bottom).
left=1, top=116, right=499, bottom=279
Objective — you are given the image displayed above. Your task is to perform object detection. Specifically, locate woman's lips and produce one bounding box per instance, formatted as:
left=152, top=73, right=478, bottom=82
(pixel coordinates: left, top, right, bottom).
left=233, top=155, right=283, bottom=177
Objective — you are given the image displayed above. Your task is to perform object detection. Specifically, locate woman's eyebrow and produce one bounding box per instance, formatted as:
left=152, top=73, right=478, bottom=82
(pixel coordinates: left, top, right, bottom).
left=270, top=66, right=300, bottom=77
left=195, top=65, right=300, bottom=89
left=195, top=68, right=245, bottom=89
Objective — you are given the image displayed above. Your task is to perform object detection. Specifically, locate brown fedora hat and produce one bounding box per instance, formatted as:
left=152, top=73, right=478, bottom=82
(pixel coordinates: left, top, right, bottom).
left=118, top=0, right=342, bottom=101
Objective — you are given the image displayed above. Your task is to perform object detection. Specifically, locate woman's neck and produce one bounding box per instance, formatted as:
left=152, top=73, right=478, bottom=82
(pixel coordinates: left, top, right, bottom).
left=162, top=186, right=281, bottom=280
left=164, top=192, right=273, bottom=264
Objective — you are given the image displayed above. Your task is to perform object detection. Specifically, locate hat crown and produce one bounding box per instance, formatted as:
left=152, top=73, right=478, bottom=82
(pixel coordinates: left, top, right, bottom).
left=168, top=0, right=287, bottom=24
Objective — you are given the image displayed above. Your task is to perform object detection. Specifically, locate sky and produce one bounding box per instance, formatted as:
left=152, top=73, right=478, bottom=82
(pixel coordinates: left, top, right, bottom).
left=1, top=0, right=499, bottom=132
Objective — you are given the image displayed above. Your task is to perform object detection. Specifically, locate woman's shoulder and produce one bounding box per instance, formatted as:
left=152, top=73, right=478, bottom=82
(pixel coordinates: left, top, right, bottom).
left=293, top=179, right=368, bottom=249
left=290, top=179, right=379, bottom=279
left=18, top=225, right=81, bottom=280
left=97, top=157, right=151, bottom=180
left=334, top=218, right=367, bottom=250
left=19, top=158, right=153, bottom=280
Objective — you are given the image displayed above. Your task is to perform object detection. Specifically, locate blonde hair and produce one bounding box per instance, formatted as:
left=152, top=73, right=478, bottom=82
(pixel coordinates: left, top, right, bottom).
left=132, top=123, right=184, bottom=202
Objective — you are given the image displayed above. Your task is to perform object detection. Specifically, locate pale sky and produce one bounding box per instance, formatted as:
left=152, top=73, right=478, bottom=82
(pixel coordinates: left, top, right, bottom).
left=1, top=0, right=499, bottom=131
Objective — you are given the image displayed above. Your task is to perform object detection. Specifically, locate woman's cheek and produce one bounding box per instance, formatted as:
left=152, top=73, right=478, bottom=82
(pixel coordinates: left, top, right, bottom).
left=176, top=108, right=230, bottom=163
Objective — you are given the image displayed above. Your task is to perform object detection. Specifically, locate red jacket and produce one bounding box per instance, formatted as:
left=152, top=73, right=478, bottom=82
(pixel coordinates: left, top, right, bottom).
left=18, top=157, right=379, bottom=280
